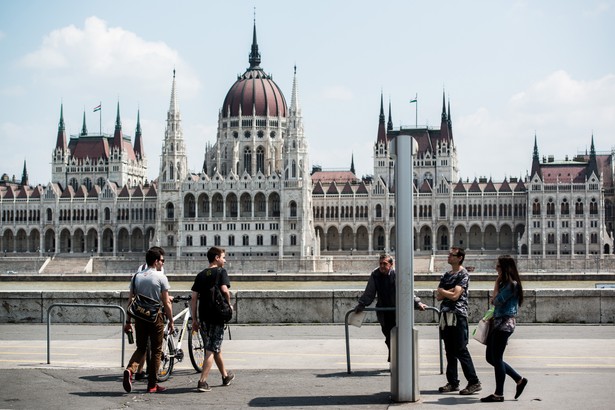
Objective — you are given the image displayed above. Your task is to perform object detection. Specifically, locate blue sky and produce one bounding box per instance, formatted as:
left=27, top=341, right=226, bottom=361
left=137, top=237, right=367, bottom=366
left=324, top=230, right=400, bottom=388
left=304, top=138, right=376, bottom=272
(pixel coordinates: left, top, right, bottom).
left=1, top=0, right=614, bottom=186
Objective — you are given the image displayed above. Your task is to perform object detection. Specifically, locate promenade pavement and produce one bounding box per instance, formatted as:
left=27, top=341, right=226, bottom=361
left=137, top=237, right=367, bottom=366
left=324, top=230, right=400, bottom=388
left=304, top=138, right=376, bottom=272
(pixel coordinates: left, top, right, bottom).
left=0, top=323, right=613, bottom=409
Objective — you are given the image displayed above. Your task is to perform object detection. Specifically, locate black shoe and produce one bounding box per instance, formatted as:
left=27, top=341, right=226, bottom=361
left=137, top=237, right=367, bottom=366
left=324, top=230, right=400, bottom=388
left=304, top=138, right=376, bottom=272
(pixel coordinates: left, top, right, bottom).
left=480, top=394, right=504, bottom=402
left=134, top=371, right=147, bottom=381
left=122, top=369, right=132, bottom=393
left=515, top=378, right=528, bottom=399
left=222, top=371, right=235, bottom=386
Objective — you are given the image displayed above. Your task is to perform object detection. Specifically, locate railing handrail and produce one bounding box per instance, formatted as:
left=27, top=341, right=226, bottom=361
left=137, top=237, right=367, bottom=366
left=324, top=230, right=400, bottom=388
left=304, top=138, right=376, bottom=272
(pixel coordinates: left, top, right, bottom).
left=344, top=306, right=442, bottom=375
left=47, top=303, right=126, bottom=367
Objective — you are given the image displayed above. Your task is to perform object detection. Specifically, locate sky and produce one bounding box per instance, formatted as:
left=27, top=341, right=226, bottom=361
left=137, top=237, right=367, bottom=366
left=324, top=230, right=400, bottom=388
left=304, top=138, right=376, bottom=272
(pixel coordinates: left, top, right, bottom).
left=1, top=0, right=614, bottom=186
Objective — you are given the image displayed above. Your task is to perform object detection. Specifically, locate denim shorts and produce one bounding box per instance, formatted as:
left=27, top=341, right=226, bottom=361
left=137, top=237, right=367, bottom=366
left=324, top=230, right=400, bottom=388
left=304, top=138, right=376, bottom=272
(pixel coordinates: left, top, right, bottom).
left=199, top=322, right=225, bottom=353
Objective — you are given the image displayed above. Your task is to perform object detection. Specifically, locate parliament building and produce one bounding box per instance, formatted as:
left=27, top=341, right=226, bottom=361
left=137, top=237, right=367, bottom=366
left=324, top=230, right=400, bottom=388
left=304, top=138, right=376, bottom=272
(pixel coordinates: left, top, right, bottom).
left=1, top=24, right=613, bottom=270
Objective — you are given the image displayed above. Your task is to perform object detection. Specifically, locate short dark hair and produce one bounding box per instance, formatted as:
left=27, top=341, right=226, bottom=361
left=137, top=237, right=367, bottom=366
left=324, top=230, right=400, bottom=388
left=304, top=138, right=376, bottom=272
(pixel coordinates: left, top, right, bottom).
left=207, top=246, right=225, bottom=263
left=451, top=247, right=465, bottom=264
left=145, top=248, right=162, bottom=266
left=149, top=246, right=165, bottom=256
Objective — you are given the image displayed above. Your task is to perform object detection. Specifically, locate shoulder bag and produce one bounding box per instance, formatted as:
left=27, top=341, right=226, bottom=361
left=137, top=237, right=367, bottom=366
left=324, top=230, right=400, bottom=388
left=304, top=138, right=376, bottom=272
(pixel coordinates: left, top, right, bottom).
left=128, top=273, right=162, bottom=323
left=210, top=268, right=233, bottom=323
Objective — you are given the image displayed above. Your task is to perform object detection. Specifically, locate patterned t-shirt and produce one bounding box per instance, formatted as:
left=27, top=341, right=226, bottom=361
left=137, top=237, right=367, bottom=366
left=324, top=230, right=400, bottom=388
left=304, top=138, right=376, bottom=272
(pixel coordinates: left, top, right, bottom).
left=437, top=267, right=470, bottom=317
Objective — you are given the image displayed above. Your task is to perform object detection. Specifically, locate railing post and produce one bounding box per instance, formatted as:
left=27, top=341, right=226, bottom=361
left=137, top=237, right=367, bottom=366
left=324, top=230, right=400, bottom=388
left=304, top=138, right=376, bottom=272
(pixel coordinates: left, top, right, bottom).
left=47, top=303, right=126, bottom=367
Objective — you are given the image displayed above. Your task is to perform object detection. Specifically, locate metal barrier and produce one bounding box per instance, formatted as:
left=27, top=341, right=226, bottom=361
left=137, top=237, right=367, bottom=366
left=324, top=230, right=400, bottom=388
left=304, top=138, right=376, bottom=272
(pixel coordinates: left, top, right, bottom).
left=47, top=303, right=127, bottom=367
left=344, top=306, right=443, bottom=375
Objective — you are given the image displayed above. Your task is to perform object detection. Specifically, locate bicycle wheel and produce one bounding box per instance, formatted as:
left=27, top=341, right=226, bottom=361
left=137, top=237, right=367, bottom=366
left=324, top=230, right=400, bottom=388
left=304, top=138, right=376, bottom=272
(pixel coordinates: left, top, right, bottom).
left=158, top=337, right=174, bottom=381
left=188, top=322, right=205, bottom=373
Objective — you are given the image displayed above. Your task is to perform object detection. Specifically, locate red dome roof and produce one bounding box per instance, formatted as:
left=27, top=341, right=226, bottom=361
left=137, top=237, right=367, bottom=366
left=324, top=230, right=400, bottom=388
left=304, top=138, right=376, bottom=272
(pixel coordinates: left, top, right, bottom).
left=221, top=24, right=287, bottom=119
left=222, top=68, right=287, bottom=118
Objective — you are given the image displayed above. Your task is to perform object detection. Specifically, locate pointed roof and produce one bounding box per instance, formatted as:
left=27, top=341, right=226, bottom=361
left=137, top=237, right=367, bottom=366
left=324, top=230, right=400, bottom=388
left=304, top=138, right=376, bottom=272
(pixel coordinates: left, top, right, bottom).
left=3, top=185, right=15, bottom=199
left=350, top=154, right=355, bottom=175
left=341, top=182, right=354, bottom=194
left=499, top=178, right=512, bottom=192
left=118, top=185, right=131, bottom=198
left=387, top=98, right=393, bottom=132
left=132, top=185, right=144, bottom=198
left=88, top=185, right=101, bottom=197
left=20, top=160, right=29, bottom=186
left=586, top=134, right=599, bottom=179
left=453, top=178, right=467, bottom=193
left=61, top=185, right=75, bottom=198
left=326, top=182, right=340, bottom=195
left=55, top=104, right=67, bottom=150
left=419, top=180, right=432, bottom=193
left=112, top=101, right=123, bottom=149
left=30, top=185, right=43, bottom=199
left=439, top=91, right=450, bottom=141
left=249, top=19, right=261, bottom=69
left=356, top=181, right=369, bottom=194
left=80, top=110, right=88, bottom=136
left=312, top=181, right=324, bottom=195
left=133, top=110, right=145, bottom=160
left=484, top=178, right=497, bottom=192
left=530, top=133, right=542, bottom=178
left=75, top=185, right=88, bottom=198
left=145, top=184, right=157, bottom=197
left=468, top=178, right=482, bottom=192
left=169, top=69, right=179, bottom=117
left=376, top=92, right=387, bottom=144
left=289, top=65, right=301, bottom=117
left=16, top=186, right=29, bottom=199
left=514, top=179, right=526, bottom=192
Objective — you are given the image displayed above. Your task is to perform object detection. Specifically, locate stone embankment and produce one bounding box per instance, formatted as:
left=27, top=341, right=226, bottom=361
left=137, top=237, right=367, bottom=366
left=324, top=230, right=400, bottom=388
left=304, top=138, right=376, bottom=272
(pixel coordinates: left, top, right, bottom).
left=2, top=288, right=613, bottom=324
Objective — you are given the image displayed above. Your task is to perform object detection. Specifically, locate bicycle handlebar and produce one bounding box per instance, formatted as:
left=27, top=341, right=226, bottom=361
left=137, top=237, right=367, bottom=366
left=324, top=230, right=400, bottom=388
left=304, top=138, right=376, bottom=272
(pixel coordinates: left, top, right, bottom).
left=172, top=295, right=192, bottom=303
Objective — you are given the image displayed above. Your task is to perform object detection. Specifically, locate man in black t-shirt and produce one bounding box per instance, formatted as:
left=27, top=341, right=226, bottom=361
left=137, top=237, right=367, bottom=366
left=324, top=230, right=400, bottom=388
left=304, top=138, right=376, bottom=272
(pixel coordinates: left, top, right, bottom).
left=190, top=246, right=234, bottom=392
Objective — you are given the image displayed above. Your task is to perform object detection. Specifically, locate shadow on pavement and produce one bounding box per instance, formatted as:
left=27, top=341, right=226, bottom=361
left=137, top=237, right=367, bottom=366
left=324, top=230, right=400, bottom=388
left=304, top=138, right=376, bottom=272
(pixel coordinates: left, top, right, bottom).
left=249, top=391, right=391, bottom=407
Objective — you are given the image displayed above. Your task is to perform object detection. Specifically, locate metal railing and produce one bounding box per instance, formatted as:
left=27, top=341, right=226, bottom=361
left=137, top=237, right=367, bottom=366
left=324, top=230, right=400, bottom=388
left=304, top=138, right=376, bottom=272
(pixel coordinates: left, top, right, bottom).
left=344, top=306, right=443, bottom=375
left=47, top=303, right=127, bottom=367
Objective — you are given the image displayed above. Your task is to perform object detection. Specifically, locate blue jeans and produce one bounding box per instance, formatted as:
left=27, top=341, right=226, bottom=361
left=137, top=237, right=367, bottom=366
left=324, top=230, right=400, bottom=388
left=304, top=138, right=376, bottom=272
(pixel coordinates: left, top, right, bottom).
left=485, top=328, right=522, bottom=395
left=440, top=314, right=480, bottom=386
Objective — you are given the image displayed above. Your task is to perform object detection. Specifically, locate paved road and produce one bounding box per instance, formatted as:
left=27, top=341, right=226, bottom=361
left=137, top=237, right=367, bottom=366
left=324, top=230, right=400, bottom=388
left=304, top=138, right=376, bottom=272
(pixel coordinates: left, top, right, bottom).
left=0, top=323, right=613, bottom=409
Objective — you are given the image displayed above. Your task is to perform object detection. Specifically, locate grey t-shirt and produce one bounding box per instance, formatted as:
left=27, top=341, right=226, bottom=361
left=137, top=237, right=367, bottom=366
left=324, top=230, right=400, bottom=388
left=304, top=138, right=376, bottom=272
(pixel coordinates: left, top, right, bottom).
left=130, top=267, right=170, bottom=303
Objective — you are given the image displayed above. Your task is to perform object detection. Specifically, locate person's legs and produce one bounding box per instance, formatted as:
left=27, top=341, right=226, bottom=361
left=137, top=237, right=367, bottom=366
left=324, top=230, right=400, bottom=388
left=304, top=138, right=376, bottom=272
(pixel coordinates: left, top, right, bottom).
left=441, top=326, right=459, bottom=386
left=379, top=312, right=395, bottom=362
left=126, top=320, right=148, bottom=373
left=490, top=329, right=512, bottom=396
left=147, top=316, right=165, bottom=389
left=454, top=316, right=480, bottom=385
left=197, top=322, right=225, bottom=390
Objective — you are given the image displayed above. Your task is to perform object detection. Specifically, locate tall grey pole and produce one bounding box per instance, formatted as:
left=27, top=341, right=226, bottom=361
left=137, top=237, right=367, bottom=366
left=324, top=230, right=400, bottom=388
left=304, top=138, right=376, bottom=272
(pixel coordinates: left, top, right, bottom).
left=391, top=134, right=418, bottom=402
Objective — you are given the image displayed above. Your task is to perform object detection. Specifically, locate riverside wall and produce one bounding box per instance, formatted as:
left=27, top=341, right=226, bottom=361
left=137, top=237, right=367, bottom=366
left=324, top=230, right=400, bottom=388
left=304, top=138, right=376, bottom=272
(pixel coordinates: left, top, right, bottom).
left=2, top=289, right=614, bottom=324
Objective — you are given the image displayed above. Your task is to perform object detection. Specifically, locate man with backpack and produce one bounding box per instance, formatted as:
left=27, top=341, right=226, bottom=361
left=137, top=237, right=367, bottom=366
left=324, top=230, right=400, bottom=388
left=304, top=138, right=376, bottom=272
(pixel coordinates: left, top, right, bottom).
left=190, top=246, right=235, bottom=392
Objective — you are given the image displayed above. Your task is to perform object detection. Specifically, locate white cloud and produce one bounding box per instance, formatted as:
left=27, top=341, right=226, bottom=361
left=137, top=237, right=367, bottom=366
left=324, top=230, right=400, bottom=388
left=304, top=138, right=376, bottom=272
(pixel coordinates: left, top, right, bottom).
left=456, top=70, right=615, bottom=180
left=18, top=16, right=200, bottom=97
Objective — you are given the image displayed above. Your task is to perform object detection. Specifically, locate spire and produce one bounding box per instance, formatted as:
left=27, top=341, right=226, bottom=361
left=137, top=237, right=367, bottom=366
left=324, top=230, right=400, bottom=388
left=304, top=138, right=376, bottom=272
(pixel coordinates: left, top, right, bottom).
left=248, top=19, right=261, bottom=69
left=387, top=98, right=393, bottom=132
left=133, top=110, right=145, bottom=160
left=169, top=69, right=179, bottom=115
left=20, top=159, right=29, bottom=186
left=530, top=133, right=542, bottom=178
left=113, top=101, right=123, bottom=150
left=377, top=92, right=386, bottom=144
left=440, top=91, right=450, bottom=140
left=447, top=98, right=453, bottom=140
left=290, top=65, right=300, bottom=116
left=350, top=154, right=356, bottom=175
left=55, top=103, right=67, bottom=150
left=80, top=110, right=87, bottom=136
left=587, top=133, right=599, bottom=179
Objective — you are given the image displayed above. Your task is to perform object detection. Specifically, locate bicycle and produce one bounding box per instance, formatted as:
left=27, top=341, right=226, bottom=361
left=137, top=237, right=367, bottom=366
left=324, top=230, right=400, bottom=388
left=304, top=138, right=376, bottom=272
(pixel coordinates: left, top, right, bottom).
left=157, top=295, right=205, bottom=381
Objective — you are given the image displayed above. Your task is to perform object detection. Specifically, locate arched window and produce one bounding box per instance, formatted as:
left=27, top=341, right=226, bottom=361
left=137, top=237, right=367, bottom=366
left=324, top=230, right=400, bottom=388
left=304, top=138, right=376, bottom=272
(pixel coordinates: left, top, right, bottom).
left=166, top=203, right=174, bottom=219
left=244, top=147, right=252, bottom=174
left=256, top=146, right=265, bottom=173
left=290, top=201, right=297, bottom=217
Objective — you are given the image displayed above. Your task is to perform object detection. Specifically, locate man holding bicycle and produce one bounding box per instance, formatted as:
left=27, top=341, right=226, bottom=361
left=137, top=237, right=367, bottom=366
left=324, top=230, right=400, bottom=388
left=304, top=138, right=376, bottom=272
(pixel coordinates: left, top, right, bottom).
left=191, top=246, right=234, bottom=392
left=123, top=248, right=174, bottom=394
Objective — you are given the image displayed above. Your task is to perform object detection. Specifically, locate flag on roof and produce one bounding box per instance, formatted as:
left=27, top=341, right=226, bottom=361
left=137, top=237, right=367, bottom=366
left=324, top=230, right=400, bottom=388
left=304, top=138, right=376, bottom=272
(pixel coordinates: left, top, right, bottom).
left=93, top=104, right=101, bottom=112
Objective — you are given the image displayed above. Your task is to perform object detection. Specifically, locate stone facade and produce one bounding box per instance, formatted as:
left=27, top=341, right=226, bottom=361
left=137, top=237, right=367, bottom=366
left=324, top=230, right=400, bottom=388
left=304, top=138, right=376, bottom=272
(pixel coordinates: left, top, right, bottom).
left=1, top=23, right=614, bottom=266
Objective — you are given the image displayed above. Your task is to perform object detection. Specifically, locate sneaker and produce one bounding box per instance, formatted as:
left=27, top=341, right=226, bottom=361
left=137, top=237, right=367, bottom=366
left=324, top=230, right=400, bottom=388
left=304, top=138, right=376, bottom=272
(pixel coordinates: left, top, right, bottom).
left=515, top=378, right=528, bottom=399
left=460, top=382, right=482, bottom=395
left=438, top=383, right=459, bottom=393
left=134, top=371, right=147, bottom=381
left=222, top=371, right=235, bottom=386
left=197, top=381, right=211, bottom=392
left=122, top=369, right=132, bottom=393
left=147, top=384, right=167, bottom=393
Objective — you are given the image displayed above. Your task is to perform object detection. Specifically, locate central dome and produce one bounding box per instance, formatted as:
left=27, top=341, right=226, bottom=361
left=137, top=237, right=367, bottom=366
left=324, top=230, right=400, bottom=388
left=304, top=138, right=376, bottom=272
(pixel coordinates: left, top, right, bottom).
left=221, top=25, right=287, bottom=119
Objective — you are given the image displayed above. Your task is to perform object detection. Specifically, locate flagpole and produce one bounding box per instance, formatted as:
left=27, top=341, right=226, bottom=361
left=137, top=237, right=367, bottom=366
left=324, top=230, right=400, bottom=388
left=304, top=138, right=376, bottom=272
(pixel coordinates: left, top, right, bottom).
left=99, top=101, right=102, bottom=136
left=415, top=93, right=418, bottom=128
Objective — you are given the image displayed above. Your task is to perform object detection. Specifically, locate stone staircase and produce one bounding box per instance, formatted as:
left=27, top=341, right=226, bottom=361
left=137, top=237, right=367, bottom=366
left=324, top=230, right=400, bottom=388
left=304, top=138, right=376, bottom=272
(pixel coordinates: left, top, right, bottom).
left=41, top=256, right=92, bottom=274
